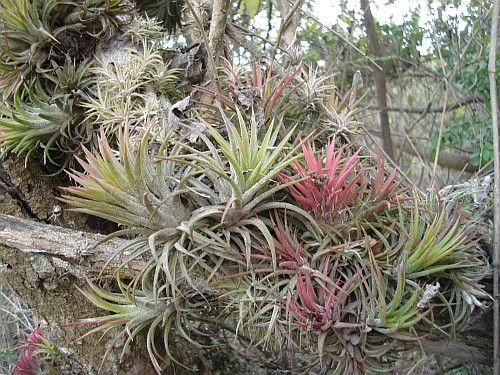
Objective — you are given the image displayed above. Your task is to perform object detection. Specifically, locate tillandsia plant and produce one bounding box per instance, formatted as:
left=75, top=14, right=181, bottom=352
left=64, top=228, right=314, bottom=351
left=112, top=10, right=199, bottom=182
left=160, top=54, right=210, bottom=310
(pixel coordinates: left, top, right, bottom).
left=277, top=137, right=367, bottom=223
left=0, top=0, right=128, bottom=99
left=13, top=326, right=64, bottom=374
left=198, top=59, right=366, bottom=139
left=0, top=65, right=93, bottom=166
left=58, top=50, right=492, bottom=374
left=84, top=38, right=184, bottom=136
left=0, top=0, right=130, bottom=167
left=196, top=59, right=331, bottom=131
left=60, top=123, right=192, bottom=258
left=0, top=0, right=52, bottom=99
left=65, top=270, right=224, bottom=373
left=397, top=196, right=490, bottom=330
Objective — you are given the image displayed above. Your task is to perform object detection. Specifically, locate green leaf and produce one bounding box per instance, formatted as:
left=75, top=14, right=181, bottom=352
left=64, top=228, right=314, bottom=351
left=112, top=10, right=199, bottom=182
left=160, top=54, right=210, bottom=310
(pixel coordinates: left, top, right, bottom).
left=237, top=0, right=261, bottom=19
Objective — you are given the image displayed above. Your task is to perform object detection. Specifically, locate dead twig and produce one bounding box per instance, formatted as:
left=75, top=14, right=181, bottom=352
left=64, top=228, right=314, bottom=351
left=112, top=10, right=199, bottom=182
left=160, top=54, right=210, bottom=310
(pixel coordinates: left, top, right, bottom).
left=184, top=0, right=223, bottom=96
left=270, top=0, right=304, bottom=63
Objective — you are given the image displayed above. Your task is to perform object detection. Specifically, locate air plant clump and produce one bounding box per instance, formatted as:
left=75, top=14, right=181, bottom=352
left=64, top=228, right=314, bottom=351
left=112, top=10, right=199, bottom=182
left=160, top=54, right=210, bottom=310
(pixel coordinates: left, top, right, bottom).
left=196, top=59, right=337, bottom=132
left=1, top=1, right=489, bottom=374
left=0, top=0, right=131, bottom=167
left=0, top=0, right=128, bottom=98
left=65, top=271, right=224, bottom=374
left=13, top=327, right=64, bottom=374
left=0, top=76, right=93, bottom=167
left=243, top=212, right=423, bottom=373
left=203, top=59, right=368, bottom=139
left=85, top=40, right=184, bottom=136
left=57, top=56, right=492, bottom=375
left=83, top=17, right=187, bottom=149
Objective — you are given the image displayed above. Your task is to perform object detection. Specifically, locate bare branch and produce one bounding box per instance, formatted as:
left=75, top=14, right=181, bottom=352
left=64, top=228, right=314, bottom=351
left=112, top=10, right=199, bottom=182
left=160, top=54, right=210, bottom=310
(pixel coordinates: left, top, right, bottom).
left=0, top=213, right=144, bottom=279
left=488, top=0, right=500, bottom=373
left=360, top=0, right=394, bottom=160
left=364, top=94, right=484, bottom=113
left=271, top=0, right=304, bottom=62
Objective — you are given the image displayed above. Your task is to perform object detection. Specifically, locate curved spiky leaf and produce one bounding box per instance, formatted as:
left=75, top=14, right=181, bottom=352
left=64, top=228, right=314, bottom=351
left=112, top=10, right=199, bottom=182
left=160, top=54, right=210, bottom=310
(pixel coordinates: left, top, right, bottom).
left=60, top=126, right=191, bottom=231
left=0, top=81, right=90, bottom=165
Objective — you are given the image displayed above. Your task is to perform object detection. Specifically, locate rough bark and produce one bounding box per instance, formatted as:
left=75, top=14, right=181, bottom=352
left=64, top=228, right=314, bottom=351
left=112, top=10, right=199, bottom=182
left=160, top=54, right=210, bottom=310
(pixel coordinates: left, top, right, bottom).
left=488, top=0, right=500, bottom=373
left=0, top=216, right=154, bottom=374
left=0, top=213, right=141, bottom=278
left=273, top=0, right=303, bottom=61
left=360, top=0, right=395, bottom=160
left=0, top=213, right=494, bottom=369
left=208, top=0, right=231, bottom=66
left=0, top=212, right=300, bottom=374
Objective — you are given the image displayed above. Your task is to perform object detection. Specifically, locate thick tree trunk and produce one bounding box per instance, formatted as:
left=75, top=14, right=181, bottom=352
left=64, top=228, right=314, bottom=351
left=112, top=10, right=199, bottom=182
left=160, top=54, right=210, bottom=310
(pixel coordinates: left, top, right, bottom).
left=0, top=215, right=154, bottom=374
left=0, top=212, right=300, bottom=374
left=0, top=213, right=494, bottom=371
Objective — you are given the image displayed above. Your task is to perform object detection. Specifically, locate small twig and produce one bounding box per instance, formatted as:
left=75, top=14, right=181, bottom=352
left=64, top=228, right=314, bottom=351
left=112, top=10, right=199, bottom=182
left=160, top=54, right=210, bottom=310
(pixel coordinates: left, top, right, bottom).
left=225, top=23, right=285, bottom=74
left=432, top=84, right=449, bottom=182
left=405, top=355, right=430, bottom=375
left=488, top=1, right=500, bottom=374
left=270, top=0, right=304, bottom=63
left=184, top=0, right=223, bottom=95
left=304, top=14, right=383, bottom=71
left=229, top=22, right=292, bottom=58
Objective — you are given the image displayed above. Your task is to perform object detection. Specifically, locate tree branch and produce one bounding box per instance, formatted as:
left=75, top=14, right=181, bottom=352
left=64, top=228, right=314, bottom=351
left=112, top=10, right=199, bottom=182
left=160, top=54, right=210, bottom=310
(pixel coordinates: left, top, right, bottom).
left=271, top=0, right=304, bottom=62
left=0, top=213, right=144, bottom=279
left=360, top=0, right=394, bottom=160
left=184, top=0, right=222, bottom=95
left=420, top=335, right=492, bottom=366
left=208, top=0, right=231, bottom=65
left=364, top=94, right=484, bottom=114
left=487, top=0, right=500, bottom=373
left=363, top=123, right=479, bottom=173
left=0, top=212, right=494, bottom=366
